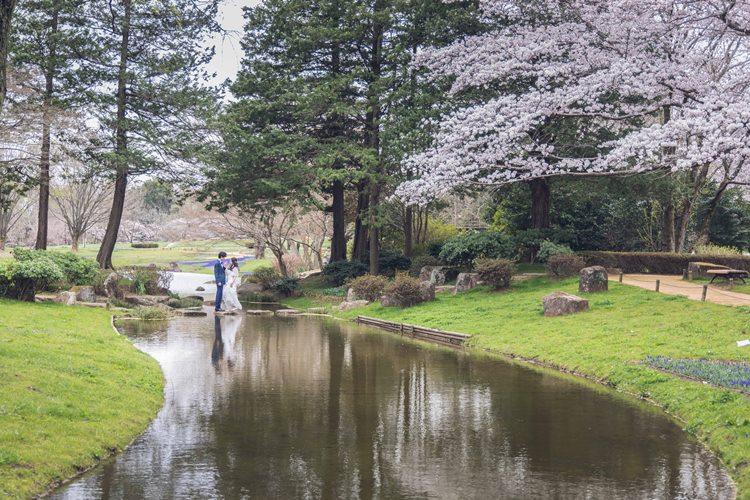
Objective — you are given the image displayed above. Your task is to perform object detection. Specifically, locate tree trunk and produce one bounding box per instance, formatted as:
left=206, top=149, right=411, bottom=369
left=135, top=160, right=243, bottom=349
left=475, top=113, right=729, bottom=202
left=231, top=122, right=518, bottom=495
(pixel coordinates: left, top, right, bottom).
left=530, top=178, right=551, bottom=230
left=34, top=3, right=59, bottom=250
left=71, top=233, right=80, bottom=252
left=366, top=0, right=384, bottom=276
left=329, top=179, right=346, bottom=262
left=0, top=0, right=17, bottom=113
left=662, top=201, right=676, bottom=252
left=404, top=205, right=413, bottom=257
left=0, top=238, right=4, bottom=250
left=97, top=0, right=131, bottom=269
left=352, top=180, right=369, bottom=263
left=695, top=181, right=730, bottom=246
left=676, top=164, right=710, bottom=253
left=272, top=248, right=288, bottom=277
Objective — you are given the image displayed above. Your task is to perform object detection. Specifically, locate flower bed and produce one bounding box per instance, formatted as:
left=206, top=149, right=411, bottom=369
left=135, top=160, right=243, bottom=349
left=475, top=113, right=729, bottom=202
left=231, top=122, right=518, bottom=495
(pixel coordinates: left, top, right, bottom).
left=645, top=355, right=750, bottom=390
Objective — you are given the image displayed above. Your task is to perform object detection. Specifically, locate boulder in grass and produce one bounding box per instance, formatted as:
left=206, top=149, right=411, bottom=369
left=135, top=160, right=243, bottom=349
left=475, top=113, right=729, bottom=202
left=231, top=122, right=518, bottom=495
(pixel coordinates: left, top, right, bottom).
left=420, top=281, right=436, bottom=302
left=339, top=300, right=370, bottom=312
left=454, top=273, right=479, bottom=294
left=72, top=285, right=96, bottom=303
left=578, top=266, right=608, bottom=294
left=55, top=291, right=76, bottom=306
left=346, top=288, right=360, bottom=302
left=542, top=291, right=589, bottom=317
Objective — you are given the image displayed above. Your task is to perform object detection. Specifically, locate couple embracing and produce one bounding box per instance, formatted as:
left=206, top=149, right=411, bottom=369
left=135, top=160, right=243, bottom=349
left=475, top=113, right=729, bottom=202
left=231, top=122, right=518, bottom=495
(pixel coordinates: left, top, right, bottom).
left=214, top=251, right=243, bottom=313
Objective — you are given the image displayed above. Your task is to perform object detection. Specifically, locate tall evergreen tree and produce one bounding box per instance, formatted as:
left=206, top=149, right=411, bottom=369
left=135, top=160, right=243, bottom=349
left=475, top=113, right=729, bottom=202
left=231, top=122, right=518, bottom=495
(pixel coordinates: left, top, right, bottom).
left=77, top=0, right=219, bottom=268
left=0, top=0, right=17, bottom=112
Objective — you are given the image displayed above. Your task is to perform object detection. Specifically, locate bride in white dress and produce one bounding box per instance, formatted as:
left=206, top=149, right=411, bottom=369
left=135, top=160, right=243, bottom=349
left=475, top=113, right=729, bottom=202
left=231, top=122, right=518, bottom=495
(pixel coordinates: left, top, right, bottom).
left=223, top=258, right=243, bottom=312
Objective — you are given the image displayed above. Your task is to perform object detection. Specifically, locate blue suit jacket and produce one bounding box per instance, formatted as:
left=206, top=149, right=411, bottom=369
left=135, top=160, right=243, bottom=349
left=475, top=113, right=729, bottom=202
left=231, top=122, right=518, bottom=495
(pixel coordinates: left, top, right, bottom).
left=214, top=261, right=226, bottom=286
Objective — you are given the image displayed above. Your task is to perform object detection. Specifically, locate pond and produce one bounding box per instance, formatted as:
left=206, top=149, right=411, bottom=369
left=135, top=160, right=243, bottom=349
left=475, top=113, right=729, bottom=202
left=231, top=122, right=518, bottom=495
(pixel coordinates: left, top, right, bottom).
left=54, top=314, right=733, bottom=499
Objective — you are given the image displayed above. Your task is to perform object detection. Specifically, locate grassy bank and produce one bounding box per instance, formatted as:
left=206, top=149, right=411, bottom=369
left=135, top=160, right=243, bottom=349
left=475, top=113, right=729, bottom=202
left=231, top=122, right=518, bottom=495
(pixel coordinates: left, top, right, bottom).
left=288, top=277, right=750, bottom=497
left=0, top=300, right=165, bottom=497
left=1, top=240, right=273, bottom=274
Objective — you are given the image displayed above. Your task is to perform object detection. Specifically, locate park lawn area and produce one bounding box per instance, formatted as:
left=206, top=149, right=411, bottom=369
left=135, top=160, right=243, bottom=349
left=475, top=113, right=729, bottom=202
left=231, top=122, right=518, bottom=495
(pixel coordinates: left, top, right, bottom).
left=1, top=240, right=273, bottom=275
left=308, top=278, right=750, bottom=497
left=0, top=300, right=165, bottom=497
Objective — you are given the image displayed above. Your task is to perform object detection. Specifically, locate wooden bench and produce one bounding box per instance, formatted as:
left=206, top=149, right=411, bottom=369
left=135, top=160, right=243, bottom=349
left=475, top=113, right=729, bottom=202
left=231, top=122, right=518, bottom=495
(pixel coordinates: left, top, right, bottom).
left=707, top=269, right=749, bottom=284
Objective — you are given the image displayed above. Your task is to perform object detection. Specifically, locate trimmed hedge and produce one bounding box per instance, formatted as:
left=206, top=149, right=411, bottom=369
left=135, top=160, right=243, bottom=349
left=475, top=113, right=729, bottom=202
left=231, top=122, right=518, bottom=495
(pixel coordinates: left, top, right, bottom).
left=579, top=251, right=750, bottom=274
left=131, top=242, right=159, bottom=248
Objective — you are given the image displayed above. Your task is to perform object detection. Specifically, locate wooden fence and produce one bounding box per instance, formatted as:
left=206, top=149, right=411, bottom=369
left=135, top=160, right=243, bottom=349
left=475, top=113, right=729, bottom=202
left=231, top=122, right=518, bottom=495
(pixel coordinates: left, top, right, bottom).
left=356, top=316, right=471, bottom=347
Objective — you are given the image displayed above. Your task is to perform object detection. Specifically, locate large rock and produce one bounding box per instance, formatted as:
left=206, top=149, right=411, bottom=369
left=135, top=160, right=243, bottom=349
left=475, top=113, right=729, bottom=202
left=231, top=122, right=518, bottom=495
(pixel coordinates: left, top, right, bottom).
left=579, top=266, right=608, bottom=294
left=419, top=266, right=441, bottom=282
left=380, top=294, right=401, bottom=307
left=124, top=294, right=171, bottom=307
left=103, top=272, right=122, bottom=299
left=454, top=273, right=479, bottom=294
left=420, top=281, right=436, bottom=302
left=542, top=291, right=589, bottom=317
left=237, top=281, right=263, bottom=294
left=346, top=288, right=360, bottom=302
left=419, top=266, right=450, bottom=286
left=71, top=285, right=96, bottom=303
left=55, top=291, right=76, bottom=306
left=339, top=300, right=370, bottom=311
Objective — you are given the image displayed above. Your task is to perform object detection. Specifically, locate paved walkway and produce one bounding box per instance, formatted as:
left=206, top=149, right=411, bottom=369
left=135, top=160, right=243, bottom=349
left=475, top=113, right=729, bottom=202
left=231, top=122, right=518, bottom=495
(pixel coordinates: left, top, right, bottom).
left=611, top=274, right=750, bottom=307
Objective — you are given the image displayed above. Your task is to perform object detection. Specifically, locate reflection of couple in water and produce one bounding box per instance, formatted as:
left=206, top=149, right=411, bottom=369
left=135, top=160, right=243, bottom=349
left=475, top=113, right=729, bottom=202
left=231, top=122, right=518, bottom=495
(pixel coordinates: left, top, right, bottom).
left=212, top=315, right=242, bottom=373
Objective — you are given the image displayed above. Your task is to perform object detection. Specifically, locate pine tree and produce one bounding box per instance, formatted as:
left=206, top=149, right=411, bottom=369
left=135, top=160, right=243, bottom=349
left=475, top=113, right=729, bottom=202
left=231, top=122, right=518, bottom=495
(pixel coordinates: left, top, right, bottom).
left=76, top=0, right=220, bottom=269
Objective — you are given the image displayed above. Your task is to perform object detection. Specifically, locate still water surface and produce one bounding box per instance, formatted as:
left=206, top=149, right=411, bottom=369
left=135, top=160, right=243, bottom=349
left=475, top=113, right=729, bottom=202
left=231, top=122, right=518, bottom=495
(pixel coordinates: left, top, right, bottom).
left=55, top=315, right=733, bottom=499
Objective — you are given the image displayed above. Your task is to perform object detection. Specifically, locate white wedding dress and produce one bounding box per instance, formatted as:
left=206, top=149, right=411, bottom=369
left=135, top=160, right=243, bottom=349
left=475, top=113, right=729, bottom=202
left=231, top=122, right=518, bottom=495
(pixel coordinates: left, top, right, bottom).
left=224, top=267, right=243, bottom=311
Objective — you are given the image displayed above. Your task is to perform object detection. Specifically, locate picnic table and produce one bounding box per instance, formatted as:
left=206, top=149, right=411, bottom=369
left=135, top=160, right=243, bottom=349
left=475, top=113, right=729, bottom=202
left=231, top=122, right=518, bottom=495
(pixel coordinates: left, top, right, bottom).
left=707, top=269, right=749, bottom=284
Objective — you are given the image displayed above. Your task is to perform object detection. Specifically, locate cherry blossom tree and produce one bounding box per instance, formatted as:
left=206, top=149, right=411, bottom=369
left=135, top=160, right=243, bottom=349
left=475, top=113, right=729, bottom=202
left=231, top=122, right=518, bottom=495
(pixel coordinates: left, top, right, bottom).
left=398, top=0, right=750, bottom=250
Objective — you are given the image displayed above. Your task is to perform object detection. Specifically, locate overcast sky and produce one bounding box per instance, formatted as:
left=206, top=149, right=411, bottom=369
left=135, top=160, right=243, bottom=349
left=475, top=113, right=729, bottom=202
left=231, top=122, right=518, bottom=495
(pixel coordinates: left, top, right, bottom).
left=205, top=0, right=262, bottom=86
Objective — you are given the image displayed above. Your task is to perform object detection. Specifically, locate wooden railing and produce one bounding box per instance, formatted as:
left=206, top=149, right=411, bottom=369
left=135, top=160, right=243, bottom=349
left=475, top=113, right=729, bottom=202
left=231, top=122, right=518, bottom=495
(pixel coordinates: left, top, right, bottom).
left=356, top=316, right=471, bottom=347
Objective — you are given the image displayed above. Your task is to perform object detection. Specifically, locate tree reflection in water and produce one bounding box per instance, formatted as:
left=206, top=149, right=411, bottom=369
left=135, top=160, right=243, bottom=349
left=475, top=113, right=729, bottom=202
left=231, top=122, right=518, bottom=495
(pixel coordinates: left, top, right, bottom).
left=53, top=316, right=735, bottom=500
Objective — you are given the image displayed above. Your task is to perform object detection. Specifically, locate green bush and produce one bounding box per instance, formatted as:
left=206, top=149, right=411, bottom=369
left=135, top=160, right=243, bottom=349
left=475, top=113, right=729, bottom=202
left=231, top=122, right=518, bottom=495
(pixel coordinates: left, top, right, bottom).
left=536, top=240, right=573, bottom=263
left=578, top=251, right=750, bottom=274
left=131, top=242, right=159, bottom=249
left=439, top=231, right=515, bottom=267
left=132, top=306, right=171, bottom=320
left=474, top=258, right=513, bottom=290
left=124, top=267, right=172, bottom=295
left=547, top=254, right=586, bottom=278
left=694, top=243, right=741, bottom=255
left=250, top=267, right=282, bottom=289
left=270, top=277, right=300, bottom=297
left=378, top=250, right=411, bottom=277
left=384, top=275, right=425, bottom=308
left=166, top=297, right=203, bottom=309
left=409, top=255, right=443, bottom=277
left=349, top=275, right=390, bottom=302
left=322, top=260, right=368, bottom=286
left=12, top=248, right=98, bottom=287
left=0, top=258, right=65, bottom=301
left=108, top=298, right=134, bottom=309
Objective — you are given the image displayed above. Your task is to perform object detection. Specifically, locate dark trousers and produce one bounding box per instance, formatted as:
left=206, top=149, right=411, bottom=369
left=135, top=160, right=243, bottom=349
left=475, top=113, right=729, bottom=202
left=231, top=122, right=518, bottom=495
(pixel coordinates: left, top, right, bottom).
left=215, top=284, right=224, bottom=311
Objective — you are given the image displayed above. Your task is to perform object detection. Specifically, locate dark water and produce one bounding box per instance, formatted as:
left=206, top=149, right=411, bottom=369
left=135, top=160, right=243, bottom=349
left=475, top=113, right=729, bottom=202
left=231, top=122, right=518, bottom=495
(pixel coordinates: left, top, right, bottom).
left=54, top=315, right=733, bottom=499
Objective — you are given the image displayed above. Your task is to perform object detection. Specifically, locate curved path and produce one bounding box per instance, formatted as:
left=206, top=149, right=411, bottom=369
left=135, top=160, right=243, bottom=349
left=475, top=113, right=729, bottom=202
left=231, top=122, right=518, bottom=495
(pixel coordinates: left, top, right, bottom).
left=611, top=273, right=750, bottom=307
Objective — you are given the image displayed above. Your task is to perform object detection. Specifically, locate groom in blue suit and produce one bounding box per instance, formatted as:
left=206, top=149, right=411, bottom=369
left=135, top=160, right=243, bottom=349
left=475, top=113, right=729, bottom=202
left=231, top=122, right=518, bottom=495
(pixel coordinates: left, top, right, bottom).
left=214, top=251, right=227, bottom=312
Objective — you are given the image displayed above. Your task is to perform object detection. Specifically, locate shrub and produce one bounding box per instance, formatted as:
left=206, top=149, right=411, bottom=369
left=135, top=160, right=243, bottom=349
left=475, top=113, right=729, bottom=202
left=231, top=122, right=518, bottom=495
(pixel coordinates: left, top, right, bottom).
left=131, top=242, right=159, bottom=248
left=409, top=255, right=443, bottom=277
left=322, top=286, right=347, bottom=297
left=536, top=240, right=573, bottom=263
left=474, top=258, right=513, bottom=290
left=92, top=269, right=114, bottom=296
left=270, top=277, right=300, bottom=297
left=439, top=231, right=515, bottom=267
left=167, top=297, right=203, bottom=309
left=384, top=275, right=424, bottom=307
left=578, top=251, right=750, bottom=274
left=12, top=248, right=98, bottom=287
left=108, top=298, right=135, bottom=309
left=0, top=258, right=64, bottom=301
left=547, top=254, right=586, bottom=278
left=322, top=260, right=368, bottom=286
left=349, top=275, right=390, bottom=302
left=125, top=267, right=172, bottom=295
left=694, top=243, right=741, bottom=255
left=250, top=267, right=282, bottom=289
left=132, top=306, right=171, bottom=320
left=378, top=250, right=411, bottom=277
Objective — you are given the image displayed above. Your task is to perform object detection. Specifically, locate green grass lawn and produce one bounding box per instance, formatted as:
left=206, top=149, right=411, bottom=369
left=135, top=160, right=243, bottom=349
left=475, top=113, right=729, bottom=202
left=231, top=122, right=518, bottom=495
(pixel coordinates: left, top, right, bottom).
left=0, top=300, right=165, bottom=497
left=1, top=240, right=273, bottom=274
left=289, top=277, right=750, bottom=497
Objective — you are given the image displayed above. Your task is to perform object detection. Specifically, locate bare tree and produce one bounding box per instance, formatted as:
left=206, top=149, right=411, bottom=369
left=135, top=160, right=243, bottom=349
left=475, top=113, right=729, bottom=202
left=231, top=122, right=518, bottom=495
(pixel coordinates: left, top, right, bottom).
left=0, top=190, right=28, bottom=250
left=51, top=166, right=111, bottom=251
left=288, top=209, right=331, bottom=270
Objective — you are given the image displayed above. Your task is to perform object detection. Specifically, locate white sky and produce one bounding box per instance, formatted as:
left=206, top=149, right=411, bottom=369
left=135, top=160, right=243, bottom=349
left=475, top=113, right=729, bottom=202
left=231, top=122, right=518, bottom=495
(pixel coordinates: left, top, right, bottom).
left=205, top=0, right=263, bottom=87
